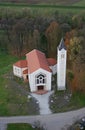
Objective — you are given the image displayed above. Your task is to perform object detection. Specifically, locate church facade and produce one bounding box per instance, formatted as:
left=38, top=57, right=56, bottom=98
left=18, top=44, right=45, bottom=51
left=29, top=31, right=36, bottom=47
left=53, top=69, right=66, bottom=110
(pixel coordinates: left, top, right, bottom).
left=13, top=38, right=67, bottom=93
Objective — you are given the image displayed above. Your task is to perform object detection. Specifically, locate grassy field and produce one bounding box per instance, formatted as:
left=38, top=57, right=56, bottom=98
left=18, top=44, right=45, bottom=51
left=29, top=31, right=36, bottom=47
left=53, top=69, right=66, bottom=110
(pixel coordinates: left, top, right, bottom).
left=0, top=0, right=84, bottom=19
left=0, top=2, right=85, bottom=8
left=0, top=52, right=39, bottom=116
left=0, top=52, right=18, bottom=115
left=0, top=0, right=84, bottom=5
left=0, top=2, right=84, bottom=17
left=0, top=6, right=84, bottom=19
left=73, top=0, right=85, bottom=6
left=7, top=123, right=34, bottom=130
left=50, top=91, right=85, bottom=113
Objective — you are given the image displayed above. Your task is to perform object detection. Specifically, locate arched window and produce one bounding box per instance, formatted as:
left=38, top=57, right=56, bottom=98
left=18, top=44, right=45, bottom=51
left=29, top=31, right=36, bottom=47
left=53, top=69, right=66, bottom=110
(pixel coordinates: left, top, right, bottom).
left=35, top=74, right=46, bottom=84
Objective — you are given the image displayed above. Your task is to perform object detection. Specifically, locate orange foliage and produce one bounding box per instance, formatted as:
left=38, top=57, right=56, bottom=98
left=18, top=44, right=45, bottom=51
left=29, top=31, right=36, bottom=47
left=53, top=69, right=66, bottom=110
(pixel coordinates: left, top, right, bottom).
left=65, top=29, right=78, bottom=44
left=71, top=63, right=85, bottom=93
left=65, top=38, right=70, bottom=46
left=45, top=21, right=61, bottom=58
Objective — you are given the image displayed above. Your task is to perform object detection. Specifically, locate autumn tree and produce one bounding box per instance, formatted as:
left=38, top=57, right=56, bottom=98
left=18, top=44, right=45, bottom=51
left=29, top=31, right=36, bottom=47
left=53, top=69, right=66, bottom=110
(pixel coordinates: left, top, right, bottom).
left=45, top=21, right=62, bottom=58
left=69, top=36, right=84, bottom=62
left=72, top=14, right=83, bottom=29
left=68, top=36, right=85, bottom=92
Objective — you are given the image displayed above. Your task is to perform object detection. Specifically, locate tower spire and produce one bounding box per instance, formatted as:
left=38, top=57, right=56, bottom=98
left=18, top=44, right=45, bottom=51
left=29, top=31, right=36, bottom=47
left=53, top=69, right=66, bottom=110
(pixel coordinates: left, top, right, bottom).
left=58, top=38, right=66, bottom=51
left=57, top=38, right=67, bottom=90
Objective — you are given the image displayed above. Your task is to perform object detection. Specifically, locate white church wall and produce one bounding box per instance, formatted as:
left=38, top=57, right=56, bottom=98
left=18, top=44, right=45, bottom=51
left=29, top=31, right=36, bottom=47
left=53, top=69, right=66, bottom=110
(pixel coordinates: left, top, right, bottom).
left=13, top=66, right=22, bottom=78
left=57, top=49, right=67, bottom=90
left=50, top=64, right=57, bottom=75
left=45, top=72, right=52, bottom=91
left=13, top=66, right=27, bottom=78
left=28, top=68, right=52, bottom=92
left=28, top=73, right=36, bottom=92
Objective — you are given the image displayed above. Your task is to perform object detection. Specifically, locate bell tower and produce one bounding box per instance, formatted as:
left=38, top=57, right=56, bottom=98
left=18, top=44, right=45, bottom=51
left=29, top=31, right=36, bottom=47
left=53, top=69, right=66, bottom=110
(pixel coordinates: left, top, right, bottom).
left=57, top=38, right=67, bottom=90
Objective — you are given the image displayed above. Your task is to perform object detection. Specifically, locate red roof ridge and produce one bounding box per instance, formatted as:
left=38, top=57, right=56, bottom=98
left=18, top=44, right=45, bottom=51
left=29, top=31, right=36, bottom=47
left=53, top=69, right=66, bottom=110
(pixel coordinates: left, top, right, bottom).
left=36, top=50, right=48, bottom=67
left=47, top=58, right=57, bottom=66
left=26, top=49, right=51, bottom=73
left=13, top=60, right=27, bottom=68
left=26, top=49, right=44, bottom=56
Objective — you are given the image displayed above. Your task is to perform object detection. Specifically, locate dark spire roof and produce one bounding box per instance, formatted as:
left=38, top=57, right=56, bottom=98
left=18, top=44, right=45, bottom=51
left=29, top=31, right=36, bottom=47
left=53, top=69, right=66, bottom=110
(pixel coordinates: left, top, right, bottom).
left=58, top=38, right=66, bottom=51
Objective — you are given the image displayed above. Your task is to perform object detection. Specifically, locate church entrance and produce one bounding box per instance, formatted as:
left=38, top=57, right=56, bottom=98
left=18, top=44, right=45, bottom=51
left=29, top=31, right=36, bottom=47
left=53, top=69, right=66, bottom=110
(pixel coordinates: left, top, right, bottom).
left=37, top=86, right=44, bottom=90
left=35, top=73, right=46, bottom=91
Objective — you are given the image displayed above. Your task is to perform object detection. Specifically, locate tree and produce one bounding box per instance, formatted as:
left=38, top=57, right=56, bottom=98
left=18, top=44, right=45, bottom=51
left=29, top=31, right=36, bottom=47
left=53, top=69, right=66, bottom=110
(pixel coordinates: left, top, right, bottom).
left=45, top=21, right=62, bottom=58
left=40, top=34, right=48, bottom=55
left=60, top=23, right=71, bottom=35
left=68, top=36, right=85, bottom=92
left=33, top=29, right=40, bottom=49
left=67, top=70, right=74, bottom=93
left=11, top=19, right=27, bottom=57
left=54, top=11, right=72, bottom=25
left=69, top=37, right=83, bottom=62
left=72, top=14, right=83, bottom=29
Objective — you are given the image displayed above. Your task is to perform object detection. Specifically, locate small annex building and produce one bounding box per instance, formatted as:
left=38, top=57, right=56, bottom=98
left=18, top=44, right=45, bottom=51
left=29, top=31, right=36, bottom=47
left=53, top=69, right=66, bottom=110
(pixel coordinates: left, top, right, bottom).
left=13, top=49, right=57, bottom=93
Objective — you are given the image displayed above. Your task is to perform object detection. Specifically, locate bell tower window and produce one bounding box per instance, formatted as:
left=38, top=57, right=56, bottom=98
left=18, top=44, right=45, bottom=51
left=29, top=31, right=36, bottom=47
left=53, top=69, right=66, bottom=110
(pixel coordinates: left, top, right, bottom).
left=61, top=54, right=64, bottom=59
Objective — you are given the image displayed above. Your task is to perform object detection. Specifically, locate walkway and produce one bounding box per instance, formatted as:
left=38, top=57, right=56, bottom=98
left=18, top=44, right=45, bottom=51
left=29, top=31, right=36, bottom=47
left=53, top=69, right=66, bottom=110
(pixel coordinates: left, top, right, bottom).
left=0, top=108, right=85, bottom=130
left=31, top=91, right=53, bottom=115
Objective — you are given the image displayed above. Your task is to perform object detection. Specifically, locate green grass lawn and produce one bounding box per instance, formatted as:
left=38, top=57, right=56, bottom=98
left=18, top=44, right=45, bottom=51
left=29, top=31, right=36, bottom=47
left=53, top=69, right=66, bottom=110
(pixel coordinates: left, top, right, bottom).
left=0, top=2, right=85, bottom=20
left=73, top=0, right=85, bottom=6
left=0, top=2, right=84, bottom=15
left=7, top=123, right=34, bottom=130
left=0, top=52, right=19, bottom=75
left=0, top=52, right=39, bottom=116
left=0, top=52, right=19, bottom=115
left=0, top=0, right=84, bottom=5
left=0, top=6, right=84, bottom=20
left=50, top=90, right=85, bottom=113
left=71, top=92, right=85, bottom=107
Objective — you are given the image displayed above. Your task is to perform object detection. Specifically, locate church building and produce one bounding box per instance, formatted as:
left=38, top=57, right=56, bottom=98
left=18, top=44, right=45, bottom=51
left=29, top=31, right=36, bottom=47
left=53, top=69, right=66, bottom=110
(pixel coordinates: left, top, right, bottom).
left=13, top=38, right=67, bottom=93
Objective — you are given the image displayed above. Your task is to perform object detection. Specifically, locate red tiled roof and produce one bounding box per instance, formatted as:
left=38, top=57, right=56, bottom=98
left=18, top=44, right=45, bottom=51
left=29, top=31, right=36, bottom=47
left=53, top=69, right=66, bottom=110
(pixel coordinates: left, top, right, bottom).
left=26, top=49, right=51, bottom=74
left=13, top=60, right=27, bottom=68
left=47, top=58, right=57, bottom=66
left=23, top=69, right=28, bottom=74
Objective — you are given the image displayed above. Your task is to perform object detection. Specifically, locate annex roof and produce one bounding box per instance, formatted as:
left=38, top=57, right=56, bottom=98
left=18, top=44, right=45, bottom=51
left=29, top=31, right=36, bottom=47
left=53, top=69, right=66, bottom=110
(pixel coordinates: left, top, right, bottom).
left=26, top=49, right=51, bottom=74
left=13, top=60, right=27, bottom=68
left=23, top=69, right=28, bottom=74
left=47, top=58, right=57, bottom=66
